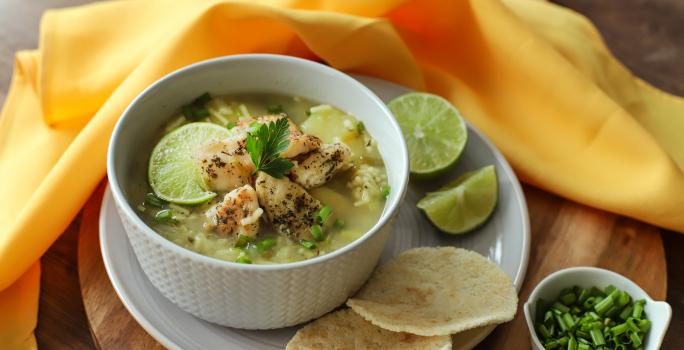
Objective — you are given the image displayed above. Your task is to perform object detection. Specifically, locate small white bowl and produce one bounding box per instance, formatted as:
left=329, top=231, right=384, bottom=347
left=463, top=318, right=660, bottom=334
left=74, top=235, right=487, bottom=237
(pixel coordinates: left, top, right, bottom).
left=107, top=54, right=409, bottom=329
left=524, top=267, right=671, bottom=350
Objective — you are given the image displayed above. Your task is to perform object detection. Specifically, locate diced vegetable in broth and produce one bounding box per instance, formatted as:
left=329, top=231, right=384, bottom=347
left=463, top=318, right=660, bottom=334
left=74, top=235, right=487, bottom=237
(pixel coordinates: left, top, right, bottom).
left=139, top=93, right=388, bottom=264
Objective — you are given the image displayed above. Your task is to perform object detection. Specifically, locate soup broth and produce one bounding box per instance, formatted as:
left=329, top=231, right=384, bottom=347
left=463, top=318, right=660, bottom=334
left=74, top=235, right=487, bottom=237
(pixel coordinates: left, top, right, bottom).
left=137, top=93, right=388, bottom=264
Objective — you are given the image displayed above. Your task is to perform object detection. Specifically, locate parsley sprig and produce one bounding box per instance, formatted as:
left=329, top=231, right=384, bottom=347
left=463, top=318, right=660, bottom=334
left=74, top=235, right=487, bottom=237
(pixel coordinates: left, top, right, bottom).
left=246, top=118, right=294, bottom=178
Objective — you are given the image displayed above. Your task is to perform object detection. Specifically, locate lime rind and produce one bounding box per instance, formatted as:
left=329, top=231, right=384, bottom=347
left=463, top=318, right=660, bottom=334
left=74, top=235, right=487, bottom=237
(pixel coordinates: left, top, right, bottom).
left=388, top=92, right=467, bottom=179
left=148, top=122, right=230, bottom=205
left=417, top=165, right=498, bottom=234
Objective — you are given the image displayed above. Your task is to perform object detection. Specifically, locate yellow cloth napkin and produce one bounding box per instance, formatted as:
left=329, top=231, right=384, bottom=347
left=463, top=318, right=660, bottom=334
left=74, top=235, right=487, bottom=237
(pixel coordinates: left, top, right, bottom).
left=2, top=0, right=684, bottom=347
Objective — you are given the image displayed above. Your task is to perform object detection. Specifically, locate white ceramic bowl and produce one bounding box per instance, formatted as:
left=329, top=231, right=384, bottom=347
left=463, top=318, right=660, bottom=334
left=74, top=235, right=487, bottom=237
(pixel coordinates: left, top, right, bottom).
left=524, top=267, right=671, bottom=350
left=107, top=54, right=409, bottom=329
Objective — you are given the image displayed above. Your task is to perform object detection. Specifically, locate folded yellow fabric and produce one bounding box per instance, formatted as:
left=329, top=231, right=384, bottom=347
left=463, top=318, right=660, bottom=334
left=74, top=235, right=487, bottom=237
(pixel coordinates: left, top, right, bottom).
left=2, top=0, right=684, bottom=347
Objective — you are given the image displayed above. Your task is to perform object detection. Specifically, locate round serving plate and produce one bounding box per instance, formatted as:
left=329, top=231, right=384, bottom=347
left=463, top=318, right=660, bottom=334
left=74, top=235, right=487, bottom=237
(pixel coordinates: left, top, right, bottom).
left=100, top=74, right=530, bottom=350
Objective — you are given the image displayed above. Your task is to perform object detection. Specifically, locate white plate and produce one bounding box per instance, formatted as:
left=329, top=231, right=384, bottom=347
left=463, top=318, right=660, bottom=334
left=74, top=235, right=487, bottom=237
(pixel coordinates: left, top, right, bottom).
left=100, top=75, right=530, bottom=350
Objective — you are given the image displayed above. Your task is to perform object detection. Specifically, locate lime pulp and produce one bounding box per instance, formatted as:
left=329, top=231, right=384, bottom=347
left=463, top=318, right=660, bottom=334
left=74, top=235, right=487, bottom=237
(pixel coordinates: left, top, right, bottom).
left=388, top=92, right=467, bottom=179
left=148, top=122, right=231, bottom=205
left=417, top=165, right=498, bottom=234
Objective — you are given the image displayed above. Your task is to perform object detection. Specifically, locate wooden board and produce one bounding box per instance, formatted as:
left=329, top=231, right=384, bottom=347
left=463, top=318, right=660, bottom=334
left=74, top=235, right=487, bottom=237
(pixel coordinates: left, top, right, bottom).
left=77, top=185, right=666, bottom=349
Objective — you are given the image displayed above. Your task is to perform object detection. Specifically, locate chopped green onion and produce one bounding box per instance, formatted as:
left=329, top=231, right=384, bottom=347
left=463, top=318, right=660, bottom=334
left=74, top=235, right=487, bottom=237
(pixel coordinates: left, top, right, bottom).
left=299, top=240, right=316, bottom=249
left=534, top=286, right=650, bottom=350
left=310, top=224, right=325, bottom=241
left=536, top=323, right=552, bottom=339
left=575, top=330, right=590, bottom=340
left=256, top=238, right=277, bottom=252
left=316, top=205, right=333, bottom=224
left=193, top=92, right=212, bottom=106
left=577, top=288, right=590, bottom=304
left=555, top=314, right=568, bottom=332
left=356, top=121, right=365, bottom=133
left=235, top=234, right=253, bottom=248
left=182, top=92, right=212, bottom=121
left=604, top=285, right=617, bottom=295
left=305, top=108, right=312, bottom=116
left=544, top=340, right=560, bottom=349
left=590, top=328, right=605, bottom=346
left=632, top=300, right=645, bottom=319
left=562, top=313, right=575, bottom=330
left=144, top=192, right=166, bottom=208
left=594, top=295, right=614, bottom=316
left=267, top=104, right=284, bottom=114
left=380, top=185, right=391, bottom=200
left=154, top=209, right=174, bottom=223
left=334, top=219, right=346, bottom=229
left=590, top=287, right=606, bottom=297
left=552, top=302, right=570, bottom=314
left=235, top=255, right=252, bottom=264
left=556, top=336, right=569, bottom=346
left=582, top=297, right=597, bottom=310
left=193, top=107, right=210, bottom=118
left=226, top=121, right=236, bottom=129
left=182, top=105, right=195, bottom=119
left=619, top=306, right=633, bottom=321
left=616, top=291, right=631, bottom=308
left=561, top=292, right=577, bottom=306
left=628, top=330, right=642, bottom=347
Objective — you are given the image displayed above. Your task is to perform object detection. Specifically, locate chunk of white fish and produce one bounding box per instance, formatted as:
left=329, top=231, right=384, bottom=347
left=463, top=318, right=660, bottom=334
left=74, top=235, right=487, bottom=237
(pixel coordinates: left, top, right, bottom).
left=290, top=143, right=353, bottom=189
left=255, top=172, right=322, bottom=241
left=204, top=184, right=263, bottom=238
left=193, top=133, right=255, bottom=192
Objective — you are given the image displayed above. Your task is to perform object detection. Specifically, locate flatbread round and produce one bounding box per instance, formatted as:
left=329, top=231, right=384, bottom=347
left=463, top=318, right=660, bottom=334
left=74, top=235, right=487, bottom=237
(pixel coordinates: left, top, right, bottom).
left=286, top=309, right=452, bottom=350
left=346, top=247, right=517, bottom=336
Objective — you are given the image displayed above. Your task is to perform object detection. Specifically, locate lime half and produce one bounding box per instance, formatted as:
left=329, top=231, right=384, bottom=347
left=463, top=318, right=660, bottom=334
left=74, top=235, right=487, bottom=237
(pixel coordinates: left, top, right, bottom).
left=148, top=122, right=231, bottom=205
left=417, top=165, right=498, bottom=234
left=388, top=92, right=467, bottom=179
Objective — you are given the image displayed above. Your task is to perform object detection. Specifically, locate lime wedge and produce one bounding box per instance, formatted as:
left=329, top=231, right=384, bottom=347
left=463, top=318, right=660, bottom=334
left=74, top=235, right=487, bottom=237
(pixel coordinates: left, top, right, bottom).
left=388, top=92, right=467, bottom=179
left=417, top=165, right=498, bottom=234
left=148, top=122, right=231, bottom=205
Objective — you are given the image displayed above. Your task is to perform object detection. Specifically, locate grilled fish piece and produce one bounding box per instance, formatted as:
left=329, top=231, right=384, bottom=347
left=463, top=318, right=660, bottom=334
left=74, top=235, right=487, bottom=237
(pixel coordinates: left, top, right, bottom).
left=290, top=143, right=353, bottom=189
left=204, top=184, right=263, bottom=238
left=255, top=172, right=322, bottom=241
left=193, top=134, right=255, bottom=192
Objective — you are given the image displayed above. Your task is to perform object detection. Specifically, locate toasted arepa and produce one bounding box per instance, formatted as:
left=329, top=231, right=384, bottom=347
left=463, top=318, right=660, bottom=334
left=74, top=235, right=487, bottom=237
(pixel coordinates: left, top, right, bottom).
left=347, top=247, right=517, bottom=336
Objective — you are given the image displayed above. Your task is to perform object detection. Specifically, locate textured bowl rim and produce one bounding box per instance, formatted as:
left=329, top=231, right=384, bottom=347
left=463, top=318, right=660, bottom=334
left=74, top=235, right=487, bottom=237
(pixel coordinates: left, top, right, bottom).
left=107, top=54, right=409, bottom=271
left=523, top=266, right=672, bottom=349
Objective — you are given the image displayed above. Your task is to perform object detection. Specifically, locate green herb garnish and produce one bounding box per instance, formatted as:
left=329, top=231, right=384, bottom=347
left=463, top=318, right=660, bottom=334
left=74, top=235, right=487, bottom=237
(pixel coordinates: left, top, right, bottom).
left=356, top=121, right=365, bottom=133
left=225, top=121, right=236, bottom=130
left=154, top=209, right=174, bottom=223
left=235, top=234, right=253, bottom=248
left=246, top=118, right=294, bottom=178
left=316, top=205, right=333, bottom=224
left=299, top=240, right=316, bottom=250
left=144, top=192, right=166, bottom=208
left=256, top=238, right=277, bottom=252
left=334, top=219, right=345, bottom=229
left=235, top=254, right=252, bottom=264
left=310, top=224, right=324, bottom=241
left=182, top=92, right=212, bottom=121
left=380, top=185, right=391, bottom=200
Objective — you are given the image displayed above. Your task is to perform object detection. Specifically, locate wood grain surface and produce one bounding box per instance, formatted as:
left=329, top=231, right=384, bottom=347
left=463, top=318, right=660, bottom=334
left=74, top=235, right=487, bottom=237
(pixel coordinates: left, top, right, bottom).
left=0, top=0, right=680, bottom=349
left=76, top=184, right=667, bottom=349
